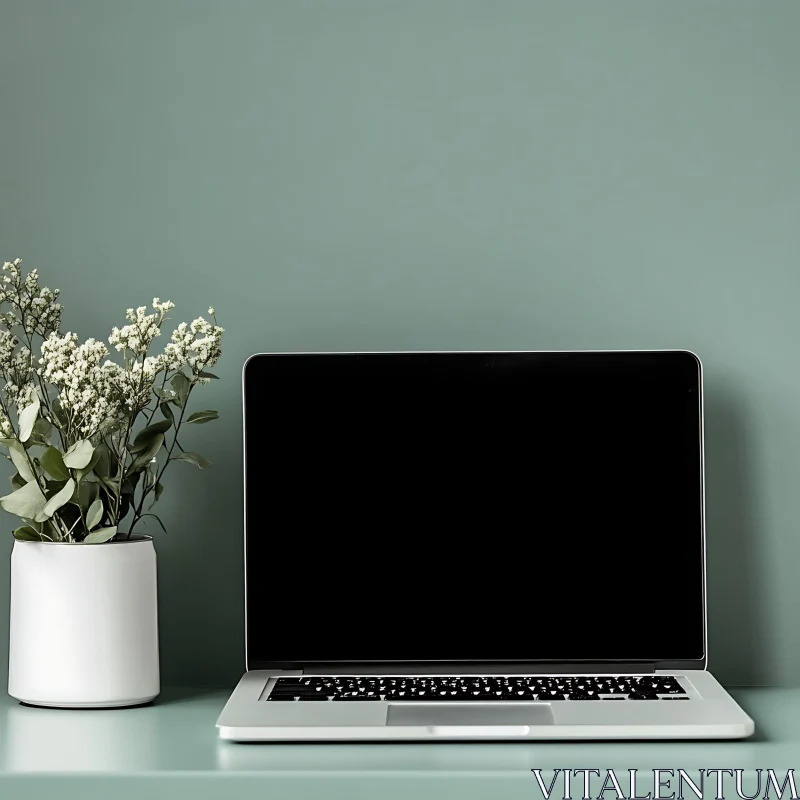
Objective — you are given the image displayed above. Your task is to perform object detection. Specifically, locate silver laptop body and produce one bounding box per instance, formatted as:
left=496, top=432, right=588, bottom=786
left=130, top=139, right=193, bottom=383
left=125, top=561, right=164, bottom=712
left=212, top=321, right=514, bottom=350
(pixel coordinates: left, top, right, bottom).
left=217, top=350, right=754, bottom=741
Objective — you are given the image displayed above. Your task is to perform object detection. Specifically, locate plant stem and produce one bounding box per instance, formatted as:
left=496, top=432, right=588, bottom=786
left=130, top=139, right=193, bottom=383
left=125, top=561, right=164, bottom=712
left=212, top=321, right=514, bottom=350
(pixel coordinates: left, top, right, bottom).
left=143, top=372, right=169, bottom=426
left=126, top=385, right=191, bottom=536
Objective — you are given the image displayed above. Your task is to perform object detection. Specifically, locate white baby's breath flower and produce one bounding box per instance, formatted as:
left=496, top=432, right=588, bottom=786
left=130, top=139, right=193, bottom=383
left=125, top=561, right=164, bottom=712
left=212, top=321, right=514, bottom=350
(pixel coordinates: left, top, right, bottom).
left=208, top=307, right=215, bottom=315
left=163, top=315, right=223, bottom=373
left=0, top=328, right=17, bottom=368
left=152, top=298, right=175, bottom=314
left=108, top=303, right=164, bottom=355
left=39, top=332, right=126, bottom=437
left=0, top=260, right=61, bottom=336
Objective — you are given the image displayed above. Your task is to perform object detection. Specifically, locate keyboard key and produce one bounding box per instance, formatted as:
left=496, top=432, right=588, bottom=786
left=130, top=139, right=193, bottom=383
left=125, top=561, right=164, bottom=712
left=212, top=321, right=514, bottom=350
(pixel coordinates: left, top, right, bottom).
left=267, top=675, right=687, bottom=703
left=332, top=695, right=379, bottom=701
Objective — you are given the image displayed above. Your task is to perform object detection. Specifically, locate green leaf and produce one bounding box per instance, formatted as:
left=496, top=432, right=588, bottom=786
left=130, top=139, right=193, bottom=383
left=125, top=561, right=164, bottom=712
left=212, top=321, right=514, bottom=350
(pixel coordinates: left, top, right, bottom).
left=86, top=498, right=104, bottom=531
left=129, top=433, right=164, bottom=472
left=19, top=519, right=56, bottom=541
left=139, top=513, right=168, bottom=534
left=170, top=452, right=211, bottom=469
left=12, top=525, right=42, bottom=541
left=142, top=464, right=156, bottom=492
left=97, top=476, right=119, bottom=499
left=45, top=478, right=68, bottom=494
left=170, top=372, right=190, bottom=407
left=159, top=402, right=174, bottom=423
left=40, top=447, right=70, bottom=480
left=84, top=526, right=117, bottom=544
left=35, top=478, right=75, bottom=522
left=186, top=410, right=219, bottom=424
left=63, top=440, right=94, bottom=470
left=118, top=493, right=131, bottom=521
left=76, top=446, right=101, bottom=482
left=10, top=473, right=26, bottom=491
left=153, top=387, right=177, bottom=402
left=121, top=469, right=141, bottom=496
left=33, top=417, right=52, bottom=440
left=77, top=480, right=99, bottom=511
left=198, top=370, right=219, bottom=380
left=7, top=441, right=36, bottom=483
left=52, top=398, right=68, bottom=428
left=0, top=481, right=47, bottom=520
left=17, top=396, right=41, bottom=443
left=91, top=443, right=110, bottom=480
left=26, top=416, right=53, bottom=447
left=149, top=481, right=164, bottom=509
left=130, top=420, right=172, bottom=453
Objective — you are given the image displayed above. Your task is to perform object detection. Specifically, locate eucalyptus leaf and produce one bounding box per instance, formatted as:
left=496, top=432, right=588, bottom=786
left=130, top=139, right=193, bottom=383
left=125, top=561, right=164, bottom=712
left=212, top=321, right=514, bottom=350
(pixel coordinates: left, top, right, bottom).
left=122, top=469, right=141, bottom=495
left=118, top=493, right=131, bottom=522
left=150, top=481, right=164, bottom=508
left=7, top=441, right=35, bottom=483
left=170, top=372, right=190, bottom=407
left=17, top=396, right=40, bottom=443
left=159, top=402, right=174, bottom=423
left=130, top=420, right=172, bottom=453
left=129, top=433, right=164, bottom=472
left=92, top=443, right=110, bottom=479
left=77, top=480, right=99, bottom=511
left=12, top=525, right=42, bottom=542
left=76, top=445, right=103, bottom=482
left=52, top=398, right=68, bottom=428
left=35, top=478, right=75, bottom=522
left=33, top=417, right=52, bottom=440
left=86, top=498, right=104, bottom=531
left=45, top=478, right=68, bottom=493
left=142, top=465, right=156, bottom=492
left=97, top=476, right=119, bottom=499
left=0, top=481, right=47, bottom=520
left=40, top=447, right=70, bottom=481
left=63, top=440, right=94, bottom=470
left=154, top=387, right=177, bottom=402
left=170, top=451, right=211, bottom=469
left=186, top=410, right=219, bottom=424
left=198, top=371, right=219, bottom=380
left=84, top=526, right=117, bottom=544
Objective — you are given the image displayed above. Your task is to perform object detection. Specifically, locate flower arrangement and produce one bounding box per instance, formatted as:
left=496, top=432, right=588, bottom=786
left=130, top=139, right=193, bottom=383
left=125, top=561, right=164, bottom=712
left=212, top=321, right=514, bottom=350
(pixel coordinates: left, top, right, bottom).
left=0, top=258, right=224, bottom=543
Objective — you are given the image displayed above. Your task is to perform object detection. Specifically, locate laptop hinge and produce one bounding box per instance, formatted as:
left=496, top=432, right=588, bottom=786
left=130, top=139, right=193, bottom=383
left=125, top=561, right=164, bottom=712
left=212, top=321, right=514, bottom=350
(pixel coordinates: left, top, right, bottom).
left=299, top=662, right=657, bottom=676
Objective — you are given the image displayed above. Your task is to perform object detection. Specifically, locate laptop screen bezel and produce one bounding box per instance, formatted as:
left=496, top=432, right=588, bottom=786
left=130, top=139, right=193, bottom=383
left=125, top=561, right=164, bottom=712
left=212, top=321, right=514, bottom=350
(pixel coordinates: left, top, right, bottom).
left=242, top=350, right=708, bottom=673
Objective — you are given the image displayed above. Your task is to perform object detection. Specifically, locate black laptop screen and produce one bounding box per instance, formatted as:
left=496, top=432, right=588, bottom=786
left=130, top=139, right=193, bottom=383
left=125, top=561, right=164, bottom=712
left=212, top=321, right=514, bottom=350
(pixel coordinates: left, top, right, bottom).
left=244, top=351, right=704, bottom=666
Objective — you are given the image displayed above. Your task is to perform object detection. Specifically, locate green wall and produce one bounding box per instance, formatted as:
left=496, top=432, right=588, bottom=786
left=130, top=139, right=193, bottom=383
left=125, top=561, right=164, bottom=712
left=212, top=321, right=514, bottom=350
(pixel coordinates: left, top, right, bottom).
left=2, top=1, right=799, bottom=687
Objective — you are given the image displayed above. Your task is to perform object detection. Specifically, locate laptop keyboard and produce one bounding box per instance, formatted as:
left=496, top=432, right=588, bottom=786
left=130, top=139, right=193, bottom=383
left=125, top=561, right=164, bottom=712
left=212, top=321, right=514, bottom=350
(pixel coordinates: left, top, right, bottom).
left=267, top=675, right=688, bottom=701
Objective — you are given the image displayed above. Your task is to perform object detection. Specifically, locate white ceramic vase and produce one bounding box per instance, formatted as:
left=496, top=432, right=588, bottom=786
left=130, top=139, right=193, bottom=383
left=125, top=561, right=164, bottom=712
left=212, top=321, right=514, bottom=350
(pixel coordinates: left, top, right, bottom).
left=8, top=535, right=160, bottom=708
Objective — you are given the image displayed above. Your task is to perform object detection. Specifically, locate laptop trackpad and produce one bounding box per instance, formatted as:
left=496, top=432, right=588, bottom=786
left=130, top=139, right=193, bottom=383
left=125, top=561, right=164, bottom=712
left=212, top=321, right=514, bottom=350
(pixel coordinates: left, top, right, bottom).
left=387, top=704, right=555, bottom=727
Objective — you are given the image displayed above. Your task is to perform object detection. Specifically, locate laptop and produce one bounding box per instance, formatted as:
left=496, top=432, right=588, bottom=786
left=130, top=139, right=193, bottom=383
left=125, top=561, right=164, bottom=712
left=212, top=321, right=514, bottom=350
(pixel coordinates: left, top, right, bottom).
left=217, top=350, right=754, bottom=741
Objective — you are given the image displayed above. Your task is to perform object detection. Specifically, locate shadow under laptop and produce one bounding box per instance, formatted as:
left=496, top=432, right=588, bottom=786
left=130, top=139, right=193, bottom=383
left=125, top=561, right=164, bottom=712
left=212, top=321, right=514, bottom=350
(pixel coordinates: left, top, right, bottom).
left=703, top=385, right=769, bottom=687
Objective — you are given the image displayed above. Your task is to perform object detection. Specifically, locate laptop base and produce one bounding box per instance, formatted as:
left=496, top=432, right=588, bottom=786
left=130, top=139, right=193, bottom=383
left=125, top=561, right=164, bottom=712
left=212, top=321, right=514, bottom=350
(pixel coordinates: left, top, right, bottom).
left=217, top=669, right=753, bottom=741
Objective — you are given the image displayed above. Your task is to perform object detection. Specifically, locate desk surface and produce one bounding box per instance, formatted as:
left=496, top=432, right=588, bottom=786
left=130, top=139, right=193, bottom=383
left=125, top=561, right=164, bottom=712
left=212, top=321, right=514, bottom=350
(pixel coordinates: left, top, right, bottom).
left=0, top=687, right=793, bottom=800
